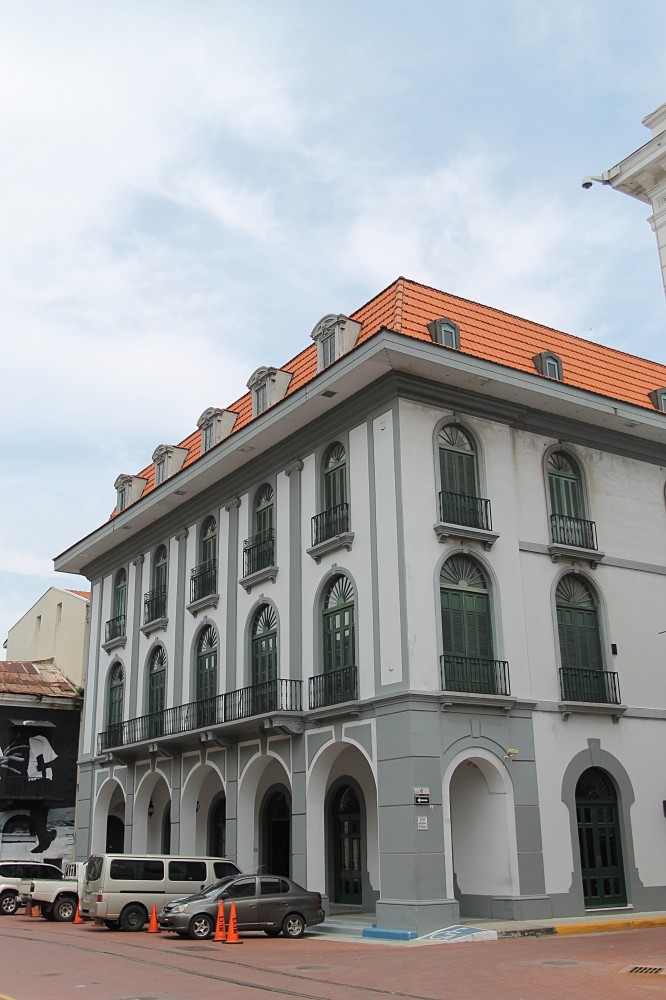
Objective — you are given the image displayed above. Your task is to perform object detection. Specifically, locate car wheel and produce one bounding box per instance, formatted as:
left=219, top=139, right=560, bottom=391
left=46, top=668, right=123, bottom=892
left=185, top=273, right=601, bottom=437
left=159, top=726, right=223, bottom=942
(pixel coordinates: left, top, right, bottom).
left=53, top=897, right=77, bottom=922
left=0, top=892, right=18, bottom=916
left=189, top=913, right=214, bottom=940
left=119, top=904, right=147, bottom=932
left=282, top=913, right=305, bottom=938
left=104, top=920, right=120, bottom=930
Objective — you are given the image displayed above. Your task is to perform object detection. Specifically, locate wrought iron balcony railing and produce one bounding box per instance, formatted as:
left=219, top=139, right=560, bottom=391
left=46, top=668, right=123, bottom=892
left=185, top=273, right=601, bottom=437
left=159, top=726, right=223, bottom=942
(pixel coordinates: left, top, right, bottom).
left=559, top=667, right=620, bottom=704
left=190, top=559, right=217, bottom=603
left=225, top=679, right=302, bottom=722
left=440, top=654, right=511, bottom=696
left=105, top=615, right=126, bottom=643
left=550, top=514, right=598, bottom=550
left=439, top=491, right=492, bottom=531
left=309, top=665, right=358, bottom=709
left=311, top=502, right=350, bottom=546
left=144, top=586, right=167, bottom=624
left=96, top=680, right=303, bottom=753
left=243, top=529, right=275, bottom=577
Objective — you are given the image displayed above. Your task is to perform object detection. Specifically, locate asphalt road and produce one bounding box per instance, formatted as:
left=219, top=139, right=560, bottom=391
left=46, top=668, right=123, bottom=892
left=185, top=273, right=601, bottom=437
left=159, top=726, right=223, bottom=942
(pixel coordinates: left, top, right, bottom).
left=2, top=913, right=666, bottom=1000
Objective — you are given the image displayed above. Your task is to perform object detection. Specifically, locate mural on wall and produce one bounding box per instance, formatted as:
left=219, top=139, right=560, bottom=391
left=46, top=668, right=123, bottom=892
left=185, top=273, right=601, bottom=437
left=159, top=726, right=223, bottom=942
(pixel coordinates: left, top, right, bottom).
left=0, top=708, right=79, bottom=861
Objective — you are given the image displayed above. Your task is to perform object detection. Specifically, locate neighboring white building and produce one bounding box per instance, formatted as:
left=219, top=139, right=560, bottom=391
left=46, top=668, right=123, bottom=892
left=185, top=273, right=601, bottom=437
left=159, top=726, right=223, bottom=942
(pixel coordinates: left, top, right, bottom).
left=4, top=588, right=90, bottom=689
left=55, top=277, right=666, bottom=933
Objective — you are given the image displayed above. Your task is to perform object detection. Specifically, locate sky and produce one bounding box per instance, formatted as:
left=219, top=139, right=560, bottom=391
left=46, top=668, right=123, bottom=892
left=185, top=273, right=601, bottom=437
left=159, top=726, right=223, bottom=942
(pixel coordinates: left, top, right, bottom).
left=2, top=0, right=666, bottom=654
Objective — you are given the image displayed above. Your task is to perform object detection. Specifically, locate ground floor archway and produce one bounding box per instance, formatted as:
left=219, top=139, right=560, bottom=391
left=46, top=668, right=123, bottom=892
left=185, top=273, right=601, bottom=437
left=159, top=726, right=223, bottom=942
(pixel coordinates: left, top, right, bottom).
left=576, top=767, right=626, bottom=908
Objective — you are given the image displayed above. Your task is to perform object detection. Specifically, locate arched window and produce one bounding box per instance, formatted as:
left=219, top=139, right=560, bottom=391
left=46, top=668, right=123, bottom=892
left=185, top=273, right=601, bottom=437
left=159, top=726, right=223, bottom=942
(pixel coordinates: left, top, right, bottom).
left=440, top=555, right=504, bottom=694
left=148, top=646, right=167, bottom=723
left=556, top=575, right=610, bottom=702
left=112, top=569, right=127, bottom=623
left=324, top=443, right=347, bottom=511
left=251, top=605, right=278, bottom=685
left=312, top=443, right=350, bottom=545
left=244, top=485, right=275, bottom=575
left=323, top=575, right=355, bottom=671
left=192, top=517, right=218, bottom=602
left=196, top=624, right=218, bottom=727
left=107, top=662, right=124, bottom=743
left=548, top=452, right=596, bottom=549
left=251, top=605, right=278, bottom=714
left=438, top=425, right=488, bottom=529
left=200, top=516, right=217, bottom=564
left=147, top=545, right=168, bottom=622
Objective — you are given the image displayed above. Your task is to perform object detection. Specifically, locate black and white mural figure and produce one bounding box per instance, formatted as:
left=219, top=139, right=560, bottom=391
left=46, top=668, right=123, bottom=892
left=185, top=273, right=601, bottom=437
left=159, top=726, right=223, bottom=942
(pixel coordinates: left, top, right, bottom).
left=0, top=711, right=79, bottom=860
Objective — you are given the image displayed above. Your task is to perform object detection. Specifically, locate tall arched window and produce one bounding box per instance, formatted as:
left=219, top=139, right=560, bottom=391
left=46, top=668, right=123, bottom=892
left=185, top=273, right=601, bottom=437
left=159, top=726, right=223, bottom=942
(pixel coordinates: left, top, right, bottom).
left=312, top=575, right=357, bottom=708
left=251, top=604, right=278, bottom=713
left=438, top=425, right=488, bottom=529
left=148, top=646, right=167, bottom=736
left=314, top=443, right=349, bottom=543
left=440, top=555, right=506, bottom=694
left=548, top=452, right=596, bottom=549
left=109, top=569, right=127, bottom=640
left=107, top=662, right=124, bottom=745
left=556, top=575, right=611, bottom=702
left=192, top=516, right=218, bottom=602
left=147, top=545, right=168, bottom=622
left=196, top=624, right=218, bottom=727
left=244, top=485, right=275, bottom=575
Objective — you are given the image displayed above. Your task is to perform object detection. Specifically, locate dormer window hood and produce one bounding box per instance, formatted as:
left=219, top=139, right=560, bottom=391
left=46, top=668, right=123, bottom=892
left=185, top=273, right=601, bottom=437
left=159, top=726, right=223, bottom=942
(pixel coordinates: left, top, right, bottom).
left=246, top=366, right=293, bottom=417
left=114, top=474, right=148, bottom=513
left=151, top=444, right=188, bottom=484
left=197, top=407, right=238, bottom=453
left=310, top=313, right=361, bottom=371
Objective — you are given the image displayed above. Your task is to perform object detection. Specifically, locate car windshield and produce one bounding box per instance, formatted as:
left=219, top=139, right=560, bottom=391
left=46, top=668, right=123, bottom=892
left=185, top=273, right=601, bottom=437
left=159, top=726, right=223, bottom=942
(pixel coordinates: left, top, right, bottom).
left=196, top=875, right=238, bottom=899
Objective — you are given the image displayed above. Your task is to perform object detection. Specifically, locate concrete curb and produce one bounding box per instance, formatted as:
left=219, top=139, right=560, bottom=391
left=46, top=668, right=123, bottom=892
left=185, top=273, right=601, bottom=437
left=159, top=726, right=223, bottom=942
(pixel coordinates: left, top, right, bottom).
left=498, top=916, right=666, bottom=939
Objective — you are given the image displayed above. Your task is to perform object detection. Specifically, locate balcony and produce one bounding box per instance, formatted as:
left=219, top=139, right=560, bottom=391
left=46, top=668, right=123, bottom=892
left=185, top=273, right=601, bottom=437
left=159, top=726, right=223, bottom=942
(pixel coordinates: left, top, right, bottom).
left=309, top=666, right=358, bottom=710
left=307, top=503, right=354, bottom=563
left=240, top=530, right=277, bottom=592
left=225, top=679, right=302, bottom=721
left=187, top=559, right=219, bottom=616
left=142, top=586, right=168, bottom=636
left=559, top=667, right=621, bottom=705
left=103, top=614, right=126, bottom=652
left=440, top=654, right=511, bottom=696
left=434, top=492, right=498, bottom=549
left=549, top=515, right=604, bottom=567
left=96, top=680, right=303, bottom=754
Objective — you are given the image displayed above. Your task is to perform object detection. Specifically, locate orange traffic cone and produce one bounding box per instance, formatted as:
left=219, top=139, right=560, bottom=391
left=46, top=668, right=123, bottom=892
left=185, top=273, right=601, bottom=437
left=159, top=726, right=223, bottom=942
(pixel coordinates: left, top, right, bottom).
left=74, top=903, right=85, bottom=924
left=24, top=898, right=32, bottom=918
left=32, top=903, right=41, bottom=918
left=225, top=900, right=241, bottom=944
left=213, top=900, right=226, bottom=942
left=147, top=904, right=160, bottom=933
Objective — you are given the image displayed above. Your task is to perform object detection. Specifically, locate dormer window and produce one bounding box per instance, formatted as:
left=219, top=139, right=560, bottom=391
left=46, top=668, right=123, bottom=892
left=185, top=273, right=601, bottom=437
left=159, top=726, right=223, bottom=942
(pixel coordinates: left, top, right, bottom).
left=197, top=407, right=238, bottom=454
left=427, top=317, right=461, bottom=349
left=151, top=444, right=188, bottom=485
left=648, top=388, right=666, bottom=412
left=255, top=382, right=268, bottom=415
left=310, top=314, right=362, bottom=372
left=533, top=351, right=564, bottom=381
left=246, top=366, right=293, bottom=418
left=114, top=474, right=148, bottom=513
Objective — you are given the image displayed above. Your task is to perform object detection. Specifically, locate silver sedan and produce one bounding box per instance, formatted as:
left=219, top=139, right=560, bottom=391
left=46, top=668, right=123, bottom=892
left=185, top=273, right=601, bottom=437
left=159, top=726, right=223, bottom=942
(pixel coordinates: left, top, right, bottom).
left=158, top=873, right=325, bottom=940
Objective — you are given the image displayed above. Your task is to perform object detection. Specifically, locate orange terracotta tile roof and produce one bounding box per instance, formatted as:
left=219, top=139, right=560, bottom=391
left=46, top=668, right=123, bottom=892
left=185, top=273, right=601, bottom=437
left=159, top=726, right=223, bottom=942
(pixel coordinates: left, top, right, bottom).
left=0, top=660, right=80, bottom=700
left=116, top=277, right=666, bottom=515
left=66, top=590, right=90, bottom=600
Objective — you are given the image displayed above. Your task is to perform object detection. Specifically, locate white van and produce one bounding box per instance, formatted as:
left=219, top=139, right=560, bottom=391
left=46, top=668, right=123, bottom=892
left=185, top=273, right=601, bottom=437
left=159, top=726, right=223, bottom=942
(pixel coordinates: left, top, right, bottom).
left=80, top=854, right=241, bottom=930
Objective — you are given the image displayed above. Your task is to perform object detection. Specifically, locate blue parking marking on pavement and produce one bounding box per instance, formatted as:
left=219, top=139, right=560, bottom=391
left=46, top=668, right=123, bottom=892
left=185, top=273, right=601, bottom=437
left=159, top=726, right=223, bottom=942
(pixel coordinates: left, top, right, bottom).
left=420, top=924, right=498, bottom=942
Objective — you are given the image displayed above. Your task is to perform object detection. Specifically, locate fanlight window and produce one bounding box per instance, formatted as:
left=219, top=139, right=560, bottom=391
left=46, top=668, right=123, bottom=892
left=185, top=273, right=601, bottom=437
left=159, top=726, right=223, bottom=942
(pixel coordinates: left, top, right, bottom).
left=324, top=443, right=347, bottom=510
left=148, top=646, right=167, bottom=716
left=438, top=425, right=477, bottom=497
left=108, top=663, right=124, bottom=728
left=440, top=555, right=492, bottom=659
left=255, top=484, right=274, bottom=535
left=251, top=605, right=278, bottom=685
left=323, top=575, right=355, bottom=672
left=196, top=624, right=218, bottom=702
left=556, top=575, right=602, bottom=671
left=200, top=516, right=217, bottom=564
left=548, top=452, right=583, bottom=518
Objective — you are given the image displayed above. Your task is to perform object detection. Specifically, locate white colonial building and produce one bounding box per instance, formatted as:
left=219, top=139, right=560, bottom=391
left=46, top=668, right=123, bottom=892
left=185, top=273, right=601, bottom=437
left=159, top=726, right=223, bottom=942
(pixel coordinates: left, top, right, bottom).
left=55, top=276, right=666, bottom=933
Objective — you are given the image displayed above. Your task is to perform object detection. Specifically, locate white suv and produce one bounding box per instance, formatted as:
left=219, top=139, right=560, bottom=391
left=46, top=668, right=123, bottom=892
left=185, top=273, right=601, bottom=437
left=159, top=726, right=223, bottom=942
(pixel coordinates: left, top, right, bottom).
left=0, top=861, right=62, bottom=915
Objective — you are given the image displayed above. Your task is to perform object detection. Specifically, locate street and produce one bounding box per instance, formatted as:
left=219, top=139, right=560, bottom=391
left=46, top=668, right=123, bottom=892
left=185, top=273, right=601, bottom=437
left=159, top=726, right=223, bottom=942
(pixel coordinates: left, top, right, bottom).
left=1, top=915, right=666, bottom=1000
